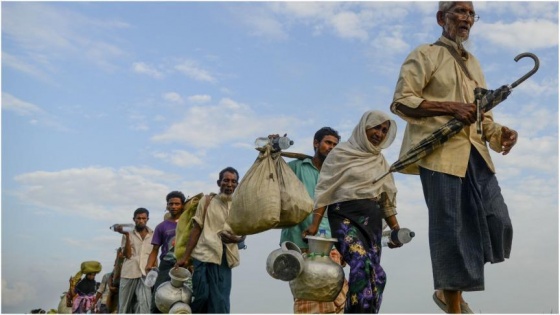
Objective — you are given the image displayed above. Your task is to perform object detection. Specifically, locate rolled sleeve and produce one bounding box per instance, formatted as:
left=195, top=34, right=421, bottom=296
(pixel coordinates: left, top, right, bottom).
left=390, top=46, right=435, bottom=125
left=378, top=192, right=398, bottom=218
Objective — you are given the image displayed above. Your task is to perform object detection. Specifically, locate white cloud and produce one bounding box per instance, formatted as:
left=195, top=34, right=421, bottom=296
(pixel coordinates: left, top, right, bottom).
left=132, top=62, right=164, bottom=79
left=2, top=52, right=50, bottom=81
left=331, top=11, right=368, bottom=41
left=3, top=3, right=127, bottom=75
left=245, top=13, right=289, bottom=40
left=370, top=32, right=410, bottom=56
left=480, top=1, right=559, bottom=21
left=2, top=93, right=44, bottom=116
left=130, top=122, right=149, bottom=131
left=255, top=2, right=415, bottom=43
left=495, top=135, right=558, bottom=174
left=1, top=93, right=68, bottom=130
left=152, top=150, right=204, bottom=167
left=154, top=115, right=166, bottom=122
left=271, top=2, right=336, bottom=19
left=1, top=279, right=37, bottom=307
left=162, top=92, right=184, bottom=104
left=128, top=112, right=150, bottom=131
left=151, top=97, right=303, bottom=148
left=12, top=166, right=177, bottom=222
left=478, top=19, right=558, bottom=51
left=174, top=60, right=216, bottom=83
left=187, top=94, right=212, bottom=103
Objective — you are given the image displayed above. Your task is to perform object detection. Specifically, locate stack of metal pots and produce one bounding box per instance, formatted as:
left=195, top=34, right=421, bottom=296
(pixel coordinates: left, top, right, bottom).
left=266, top=236, right=345, bottom=302
left=154, top=267, right=193, bottom=314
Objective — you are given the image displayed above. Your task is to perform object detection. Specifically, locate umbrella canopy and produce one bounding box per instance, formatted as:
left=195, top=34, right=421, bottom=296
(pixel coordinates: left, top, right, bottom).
left=373, top=52, right=539, bottom=183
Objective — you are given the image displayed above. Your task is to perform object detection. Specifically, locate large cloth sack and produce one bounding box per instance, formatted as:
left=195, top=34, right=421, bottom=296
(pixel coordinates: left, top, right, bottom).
left=58, top=292, right=72, bottom=313
left=274, top=153, right=313, bottom=228
left=228, top=145, right=281, bottom=235
left=174, top=192, right=204, bottom=262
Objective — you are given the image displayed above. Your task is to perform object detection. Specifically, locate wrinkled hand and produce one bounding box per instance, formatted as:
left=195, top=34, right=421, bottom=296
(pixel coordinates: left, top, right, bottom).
left=500, top=126, right=518, bottom=155
left=449, top=102, right=478, bottom=125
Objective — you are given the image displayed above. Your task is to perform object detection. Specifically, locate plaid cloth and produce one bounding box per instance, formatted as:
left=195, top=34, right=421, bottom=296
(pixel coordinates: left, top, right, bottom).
left=294, top=249, right=349, bottom=314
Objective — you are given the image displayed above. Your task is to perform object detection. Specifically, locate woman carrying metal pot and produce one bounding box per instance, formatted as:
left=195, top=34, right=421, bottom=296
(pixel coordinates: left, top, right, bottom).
left=302, top=110, right=405, bottom=314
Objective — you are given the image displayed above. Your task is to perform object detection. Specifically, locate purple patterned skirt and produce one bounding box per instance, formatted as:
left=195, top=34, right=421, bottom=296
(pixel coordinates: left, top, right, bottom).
left=327, top=198, right=386, bottom=313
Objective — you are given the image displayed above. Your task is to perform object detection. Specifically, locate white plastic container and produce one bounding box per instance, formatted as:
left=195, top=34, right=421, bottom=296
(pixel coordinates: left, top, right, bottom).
left=381, top=228, right=415, bottom=247
left=110, top=223, right=135, bottom=233
left=143, top=268, right=159, bottom=287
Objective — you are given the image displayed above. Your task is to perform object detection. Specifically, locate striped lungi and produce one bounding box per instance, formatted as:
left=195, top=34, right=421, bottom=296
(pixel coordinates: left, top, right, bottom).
left=420, top=147, right=513, bottom=291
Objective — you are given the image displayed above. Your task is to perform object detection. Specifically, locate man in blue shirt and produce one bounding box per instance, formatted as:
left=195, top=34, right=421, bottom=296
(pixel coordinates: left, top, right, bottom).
left=279, top=127, right=348, bottom=314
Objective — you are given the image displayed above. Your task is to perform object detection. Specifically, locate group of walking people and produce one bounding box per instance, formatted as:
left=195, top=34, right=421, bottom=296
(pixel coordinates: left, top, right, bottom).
left=284, top=1, right=516, bottom=314
left=67, top=1, right=518, bottom=314
left=66, top=167, right=245, bottom=314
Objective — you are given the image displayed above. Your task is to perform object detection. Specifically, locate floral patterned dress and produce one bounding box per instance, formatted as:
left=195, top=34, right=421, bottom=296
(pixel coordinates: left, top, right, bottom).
left=327, top=198, right=386, bottom=313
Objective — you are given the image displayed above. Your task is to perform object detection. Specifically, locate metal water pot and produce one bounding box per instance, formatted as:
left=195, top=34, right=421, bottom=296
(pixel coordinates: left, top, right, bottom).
left=266, top=241, right=305, bottom=281
left=168, top=301, right=192, bottom=314
left=154, top=267, right=193, bottom=313
left=289, top=236, right=344, bottom=302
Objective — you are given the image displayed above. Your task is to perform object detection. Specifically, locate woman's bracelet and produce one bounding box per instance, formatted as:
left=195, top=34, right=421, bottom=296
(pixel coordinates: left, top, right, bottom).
left=313, top=212, right=323, bottom=217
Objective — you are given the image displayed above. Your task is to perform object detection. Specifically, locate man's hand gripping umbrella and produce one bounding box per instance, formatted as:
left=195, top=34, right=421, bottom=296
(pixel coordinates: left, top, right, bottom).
left=373, top=52, right=540, bottom=184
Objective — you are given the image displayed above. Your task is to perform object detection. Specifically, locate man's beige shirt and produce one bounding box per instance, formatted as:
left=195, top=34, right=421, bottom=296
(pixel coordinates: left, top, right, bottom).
left=120, top=227, right=154, bottom=279
left=391, top=36, right=503, bottom=177
left=191, top=195, right=240, bottom=268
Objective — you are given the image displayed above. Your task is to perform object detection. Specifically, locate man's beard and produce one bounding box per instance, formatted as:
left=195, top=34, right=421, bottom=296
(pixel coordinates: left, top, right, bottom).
left=219, top=192, right=233, bottom=202
left=454, top=32, right=471, bottom=52
left=446, top=22, right=471, bottom=51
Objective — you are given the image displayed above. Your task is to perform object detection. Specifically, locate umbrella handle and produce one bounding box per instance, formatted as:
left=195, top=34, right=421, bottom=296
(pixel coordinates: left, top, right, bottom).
left=510, top=52, right=539, bottom=89
left=372, top=171, right=391, bottom=184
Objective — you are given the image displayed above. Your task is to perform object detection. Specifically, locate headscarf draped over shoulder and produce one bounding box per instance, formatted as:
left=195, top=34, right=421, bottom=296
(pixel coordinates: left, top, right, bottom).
left=314, top=110, right=398, bottom=210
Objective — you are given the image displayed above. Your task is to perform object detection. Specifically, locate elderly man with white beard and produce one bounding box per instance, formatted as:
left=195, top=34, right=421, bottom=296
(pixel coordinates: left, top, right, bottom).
left=390, top=1, right=517, bottom=313
left=175, top=166, right=245, bottom=314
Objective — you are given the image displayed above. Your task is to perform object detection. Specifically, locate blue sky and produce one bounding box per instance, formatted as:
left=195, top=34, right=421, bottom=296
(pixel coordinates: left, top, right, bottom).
left=1, top=1, right=558, bottom=313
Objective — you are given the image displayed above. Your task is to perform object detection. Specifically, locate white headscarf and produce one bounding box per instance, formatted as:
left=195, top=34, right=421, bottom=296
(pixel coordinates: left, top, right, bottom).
left=314, top=110, right=398, bottom=209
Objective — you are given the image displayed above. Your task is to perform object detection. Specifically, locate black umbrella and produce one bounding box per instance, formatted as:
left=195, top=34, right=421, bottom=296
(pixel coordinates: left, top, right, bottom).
left=374, top=52, right=540, bottom=183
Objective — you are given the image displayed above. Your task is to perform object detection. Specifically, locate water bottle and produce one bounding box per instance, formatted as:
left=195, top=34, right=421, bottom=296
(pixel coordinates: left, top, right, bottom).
left=254, top=137, right=270, bottom=147
left=254, top=136, right=294, bottom=151
left=381, top=228, right=415, bottom=247
left=274, top=136, right=294, bottom=151
left=143, top=268, right=159, bottom=287
left=109, top=223, right=135, bottom=233
left=238, top=239, right=247, bottom=250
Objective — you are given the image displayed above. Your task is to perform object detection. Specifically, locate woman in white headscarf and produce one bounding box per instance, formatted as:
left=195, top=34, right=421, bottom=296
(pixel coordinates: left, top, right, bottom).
left=303, top=110, right=402, bottom=314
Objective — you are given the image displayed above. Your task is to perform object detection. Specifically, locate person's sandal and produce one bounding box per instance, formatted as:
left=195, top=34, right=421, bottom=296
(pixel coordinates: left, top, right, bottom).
left=432, top=291, right=474, bottom=314
left=460, top=301, right=474, bottom=314
left=433, top=292, right=447, bottom=313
